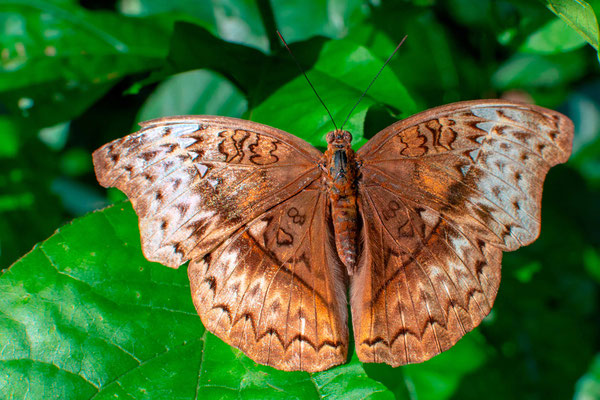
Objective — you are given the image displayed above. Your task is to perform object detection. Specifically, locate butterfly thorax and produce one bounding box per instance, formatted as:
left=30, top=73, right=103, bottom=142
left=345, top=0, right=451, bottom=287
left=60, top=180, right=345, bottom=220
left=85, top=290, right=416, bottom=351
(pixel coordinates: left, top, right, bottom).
left=324, top=130, right=360, bottom=275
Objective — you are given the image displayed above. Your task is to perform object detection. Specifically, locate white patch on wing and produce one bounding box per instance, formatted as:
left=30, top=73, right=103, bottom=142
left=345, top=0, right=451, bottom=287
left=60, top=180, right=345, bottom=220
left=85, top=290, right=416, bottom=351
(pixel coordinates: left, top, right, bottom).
left=195, top=163, right=209, bottom=177
left=475, top=121, right=496, bottom=134
left=221, top=249, right=239, bottom=268
left=195, top=209, right=216, bottom=222
left=471, top=107, right=499, bottom=121
left=418, top=208, right=439, bottom=226
left=248, top=218, right=269, bottom=241
left=428, top=265, right=444, bottom=280
left=178, top=136, right=198, bottom=148
left=468, top=149, right=480, bottom=162
left=172, top=124, right=201, bottom=137
left=449, top=232, right=471, bottom=261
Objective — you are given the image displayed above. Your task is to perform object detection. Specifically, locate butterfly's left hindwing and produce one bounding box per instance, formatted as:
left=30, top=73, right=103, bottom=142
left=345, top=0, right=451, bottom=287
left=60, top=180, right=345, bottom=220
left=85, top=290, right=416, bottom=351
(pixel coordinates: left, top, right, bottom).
left=352, top=100, right=573, bottom=366
left=188, top=180, right=348, bottom=371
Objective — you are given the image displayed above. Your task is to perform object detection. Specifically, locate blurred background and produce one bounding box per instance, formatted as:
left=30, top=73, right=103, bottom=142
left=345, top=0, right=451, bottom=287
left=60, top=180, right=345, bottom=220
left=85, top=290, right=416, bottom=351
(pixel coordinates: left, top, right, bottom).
left=1, top=0, right=599, bottom=399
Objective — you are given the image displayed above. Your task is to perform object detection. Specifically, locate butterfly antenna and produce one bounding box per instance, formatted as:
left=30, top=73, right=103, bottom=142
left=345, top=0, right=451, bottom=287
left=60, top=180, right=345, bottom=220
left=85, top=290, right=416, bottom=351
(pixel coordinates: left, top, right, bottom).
left=340, top=35, right=407, bottom=130
left=277, top=30, right=338, bottom=131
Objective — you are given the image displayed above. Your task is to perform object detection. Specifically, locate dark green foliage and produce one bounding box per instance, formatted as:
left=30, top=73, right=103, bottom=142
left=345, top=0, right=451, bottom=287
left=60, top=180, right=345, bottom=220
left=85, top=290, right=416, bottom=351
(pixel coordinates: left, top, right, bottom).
left=1, top=0, right=599, bottom=398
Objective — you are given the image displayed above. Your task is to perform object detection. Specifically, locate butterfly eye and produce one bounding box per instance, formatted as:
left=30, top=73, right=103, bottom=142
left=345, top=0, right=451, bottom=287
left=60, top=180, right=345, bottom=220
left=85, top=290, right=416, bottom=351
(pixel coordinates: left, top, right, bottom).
left=326, top=131, right=335, bottom=143
left=343, top=131, right=353, bottom=142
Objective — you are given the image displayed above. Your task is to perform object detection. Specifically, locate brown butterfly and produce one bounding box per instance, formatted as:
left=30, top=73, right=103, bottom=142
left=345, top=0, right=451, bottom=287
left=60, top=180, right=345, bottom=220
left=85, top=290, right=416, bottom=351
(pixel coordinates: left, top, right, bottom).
left=93, top=99, right=573, bottom=372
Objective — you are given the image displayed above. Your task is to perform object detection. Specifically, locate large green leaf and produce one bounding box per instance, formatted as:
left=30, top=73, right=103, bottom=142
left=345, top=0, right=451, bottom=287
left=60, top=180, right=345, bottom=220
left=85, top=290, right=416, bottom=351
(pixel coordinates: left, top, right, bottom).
left=0, top=204, right=394, bottom=399
left=346, top=4, right=485, bottom=106
left=492, top=51, right=587, bottom=90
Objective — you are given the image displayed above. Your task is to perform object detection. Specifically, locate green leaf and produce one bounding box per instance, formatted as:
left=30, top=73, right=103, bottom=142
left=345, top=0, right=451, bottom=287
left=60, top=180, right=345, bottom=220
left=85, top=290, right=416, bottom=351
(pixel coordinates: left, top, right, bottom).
left=492, top=52, right=587, bottom=89
left=0, top=1, right=173, bottom=126
left=512, top=261, right=542, bottom=283
left=134, top=22, right=331, bottom=108
left=584, top=247, right=600, bottom=283
left=364, top=331, right=489, bottom=400
left=0, top=204, right=395, bottom=399
left=0, top=1, right=171, bottom=90
left=251, top=39, right=417, bottom=148
left=541, top=0, right=600, bottom=50
left=0, top=116, right=19, bottom=158
left=137, top=22, right=267, bottom=96
left=118, top=0, right=269, bottom=51
left=0, top=140, right=63, bottom=268
left=520, top=17, right=588, bottom=53
left=272, top=0, right=368, bottom=43
left=136, top=69, right=248, bottom=123
left=60, top=148, right=93, bottom=177
left=118, top=0, right=217, bottom=28
left=574, top=353, right=600, bottom=399
left=346, top=7, right=470, bottom=105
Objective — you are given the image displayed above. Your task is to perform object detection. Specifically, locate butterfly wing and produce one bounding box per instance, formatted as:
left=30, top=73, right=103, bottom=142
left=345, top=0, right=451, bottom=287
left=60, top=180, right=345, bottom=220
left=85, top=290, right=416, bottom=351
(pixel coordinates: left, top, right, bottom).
left=93, top=116, right=322, bottom=268
left=188, top=180, right=348, bottom=371
left=352, top=100, right=573, bottom=366
left=93, top=116, right=348, bottom=371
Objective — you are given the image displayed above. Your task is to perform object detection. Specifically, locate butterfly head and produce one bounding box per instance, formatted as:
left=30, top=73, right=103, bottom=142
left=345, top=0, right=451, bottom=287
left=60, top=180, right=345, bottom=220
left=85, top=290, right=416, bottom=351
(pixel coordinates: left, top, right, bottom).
left=326, top=130, right=352, bottom=149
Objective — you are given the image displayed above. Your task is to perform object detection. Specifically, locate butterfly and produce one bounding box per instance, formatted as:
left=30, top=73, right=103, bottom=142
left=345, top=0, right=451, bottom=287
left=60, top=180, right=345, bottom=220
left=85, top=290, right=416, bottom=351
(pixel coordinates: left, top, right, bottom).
left=93, top=99, right=573, bottom=372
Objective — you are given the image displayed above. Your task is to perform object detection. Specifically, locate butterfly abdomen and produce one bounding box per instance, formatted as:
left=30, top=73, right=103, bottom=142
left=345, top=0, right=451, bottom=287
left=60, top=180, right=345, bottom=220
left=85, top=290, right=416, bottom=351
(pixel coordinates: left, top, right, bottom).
left=325, top=130, right=359, bottom=275
left=331, top=195, right=359, bottom=274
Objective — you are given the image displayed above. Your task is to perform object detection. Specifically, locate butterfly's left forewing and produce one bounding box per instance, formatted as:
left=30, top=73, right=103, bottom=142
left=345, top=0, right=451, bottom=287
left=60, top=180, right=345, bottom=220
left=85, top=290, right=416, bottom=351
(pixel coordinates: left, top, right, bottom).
left=93, top=116, right=322, bottom=268
left=352, top=101, right=573, bottom=366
